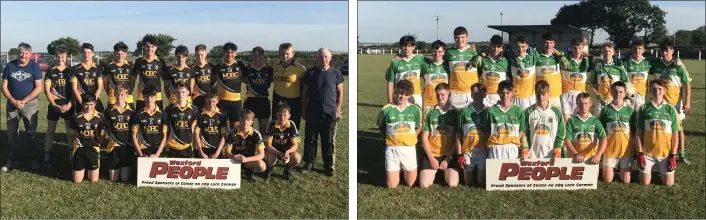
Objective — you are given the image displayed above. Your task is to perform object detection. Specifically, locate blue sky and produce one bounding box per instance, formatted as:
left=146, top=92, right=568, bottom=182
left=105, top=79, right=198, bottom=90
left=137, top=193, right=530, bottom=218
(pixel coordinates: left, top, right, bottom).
left=1, top=1, right=348, bottom=52
left=359, top=1, right=706, bottom=44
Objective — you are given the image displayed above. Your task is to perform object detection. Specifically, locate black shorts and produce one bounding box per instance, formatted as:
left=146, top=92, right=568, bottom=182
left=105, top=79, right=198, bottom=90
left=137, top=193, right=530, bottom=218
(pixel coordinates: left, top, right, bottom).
left=192, top=95, right=207, bottom=110
left=76, top=99, right=105, bottom=114
left=71, top=147, right=100, bottom=171
left=244, top=97, right=271, bottom=119
left=420, top=155, right=459, bottom=170
left=200, top=147, right=220, bottom=158
left=47, top=99, right=75, bottom=121
left=272, top=94, right=301, bottom=126
left=162, top=147, right=194, bottom=158
left=107, top=145, right=134, bottom=169
left=218, top=100, right=242, bottom=124
left=135, top=100, right=163, bottom=111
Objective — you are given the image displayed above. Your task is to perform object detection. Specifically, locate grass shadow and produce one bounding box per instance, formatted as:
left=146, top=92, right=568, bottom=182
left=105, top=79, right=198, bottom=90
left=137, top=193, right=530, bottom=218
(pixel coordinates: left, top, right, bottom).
left=357, top=103, right=384, bottom=108
left=357, top=130, right=386, bottom=187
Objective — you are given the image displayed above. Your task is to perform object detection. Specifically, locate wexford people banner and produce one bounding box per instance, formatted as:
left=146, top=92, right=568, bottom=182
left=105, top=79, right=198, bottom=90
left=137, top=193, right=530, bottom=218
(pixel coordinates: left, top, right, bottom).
left=485, top=158, right=599, bottom=191
left=137, top=158, right=241, bottom=189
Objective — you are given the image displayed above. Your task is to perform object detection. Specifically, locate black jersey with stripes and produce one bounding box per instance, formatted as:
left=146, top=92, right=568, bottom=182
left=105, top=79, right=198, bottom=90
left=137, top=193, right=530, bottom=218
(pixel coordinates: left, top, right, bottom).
left=133, top=57, right=168, bottom=101
left=71, top=63, right=102, bottom=95
left=245, top=65, right=273, bottom=98
left=45, top=65, right=74, bottom=104
left=195, top=108, right=228, bottom=149
left=264, top=120, right=300, bottom=151
left=69, top=111, right=107, bottom=149
left=192, top=63, right=215, bottom=97
left=104, top=104, right=135, bottom=152
left=214, top=61, right=247, bottom=101
left=131, top=108, right=168, bottom=150
left=103, top=61, right=134, bottom=105
left=225, top=127, right=264, bottom=157
left=164, top=104, right=199, bottom=150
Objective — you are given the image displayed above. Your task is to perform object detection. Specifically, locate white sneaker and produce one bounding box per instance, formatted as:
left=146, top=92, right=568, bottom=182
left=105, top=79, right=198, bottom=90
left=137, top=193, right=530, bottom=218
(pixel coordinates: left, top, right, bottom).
left=1, top=162, right=12, bottom=172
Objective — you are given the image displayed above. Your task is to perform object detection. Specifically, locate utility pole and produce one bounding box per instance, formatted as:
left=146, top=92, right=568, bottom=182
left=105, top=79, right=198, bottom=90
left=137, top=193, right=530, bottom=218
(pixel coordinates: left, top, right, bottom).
left=500, top=13, right=504, bottom=40
left=434, top=15, right=440, bottom=40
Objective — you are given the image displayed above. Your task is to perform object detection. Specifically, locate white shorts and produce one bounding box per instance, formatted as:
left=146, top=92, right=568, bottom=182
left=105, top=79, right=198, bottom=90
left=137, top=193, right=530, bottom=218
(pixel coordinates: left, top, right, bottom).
left=488, top=144, right=519, bottom=159
left=603, top=157, right=634, bottom=169
left=483, top=94, right=500, bottom=108
left=512, top=96, right=536, bottom=110
left=641, top=156, right=674, bottom=175
left=561, top=92, right=581, bottom=115
left=630, top=94, right=646, bottom=110
left=385, top=146, right=418, bottom=172
left=674, top=100, right=686, bottom=120
left=409, top=95, right=422, bottom=109
left=450, top=92, right=473, bottom=109
left=549, top=97, right=561, bottom=109
left=464, top=147, right=488, bottom=170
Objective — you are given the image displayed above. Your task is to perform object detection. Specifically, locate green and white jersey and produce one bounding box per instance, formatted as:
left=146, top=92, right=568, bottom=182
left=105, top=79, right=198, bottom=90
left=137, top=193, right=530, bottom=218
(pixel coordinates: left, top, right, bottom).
left=648, top=59, right=691, bottom=106
left=458, top=106, right=489, bottom=152
left=444, top=46, right=479, bottom=93
left=620, top=57, right=652, bottom=96
left=535, top=50, right=568, bottom=98
left=637, top=101, right=679, bottom=157
left=476, top=55, right=511, bottom=94
left=522, top=105, right=566, bottom=158
left=423, top=106, right=458, bottom=157
left=385, top=55, right=425, bottom=95
left=565, top=114, right=606, bottom=158
left=377, top=103, right=422, bottom=147
left=485, top=104, right=526, bottom=147
left=421, top=60, right=450, bottom=108
left=592, top=60, right=628, bottom=101
left=509, top=53, right=538, bottom=99
left=560, top=57, right=592, bottom=93
left=598, top=102, right=635, bottom=159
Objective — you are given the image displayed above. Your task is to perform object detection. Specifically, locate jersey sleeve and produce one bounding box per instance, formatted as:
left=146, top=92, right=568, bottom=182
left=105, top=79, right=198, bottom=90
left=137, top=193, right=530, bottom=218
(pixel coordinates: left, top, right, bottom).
left=628, top=107, right=637, bottom=134
left=598, top=106, right=608, bottom=128
left=552, top=107, right=566, bottom=149
left=677, top=65, right=691, bottom=85
left=619, top=66, right=629, bottom=82
left=595, top=118, right=607, bottom=139
left=636, top=106, right=645, bottom=130
left=385, top=61, right=396, bottom=82
left=521, top=108, right=531, bottom=148
left=423, top=110, right=432, bottom=132
left=290, top=121, right=301, bottom=143
left=670, top=106, right=680, bottom=132
left=414, top=106, right=422, bottom=130
left=263, top=122, right=273, bottom=139
left=255, top=131, right=265, bottom=150
left=376, top=108, right=386, bottom=132
left=564, top=118, right=573, bottom=141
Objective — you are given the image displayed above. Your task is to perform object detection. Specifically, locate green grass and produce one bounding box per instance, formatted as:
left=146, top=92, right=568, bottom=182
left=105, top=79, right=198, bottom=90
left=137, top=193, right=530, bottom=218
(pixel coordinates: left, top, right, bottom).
left=0, top=76, right=349, bottom=219
left=357, top=54, right=706, bottom=219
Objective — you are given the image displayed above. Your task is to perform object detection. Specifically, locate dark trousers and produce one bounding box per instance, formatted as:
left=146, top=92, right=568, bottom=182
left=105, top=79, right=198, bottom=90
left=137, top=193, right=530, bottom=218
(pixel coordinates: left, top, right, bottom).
left=303, top=113, right=337, bottom=171
left=5, top=99, right=39, bottom=165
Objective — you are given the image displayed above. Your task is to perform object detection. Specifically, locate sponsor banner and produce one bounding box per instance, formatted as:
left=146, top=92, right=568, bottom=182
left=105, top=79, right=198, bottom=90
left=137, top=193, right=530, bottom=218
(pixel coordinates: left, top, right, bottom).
left=486, top=158, right=599, bottom=191
left=137, top=158, right=241, bottom=189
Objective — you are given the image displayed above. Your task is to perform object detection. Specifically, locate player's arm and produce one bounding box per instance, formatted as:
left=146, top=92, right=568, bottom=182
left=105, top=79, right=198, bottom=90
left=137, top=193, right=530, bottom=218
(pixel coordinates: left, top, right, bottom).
left=102, top=65, right=110, bottom=99
left=376, top=109, right=386, bottom=136
left=213, top=136, right=225, bottom=159
left=518, top=111, right=527, bottom=159
left=421, top=112, right=435, bottom=166
left=44, top=73, right=58, bottom=107
left=414, top=107, right=423, bottom=135
left=589, top=65, right=599, bottom=96
left=553, top=108, right=566, bottom=157
left=131, top=124, right=144, bottom=157
left=592, top=120, right=608, bottom=164
left=194, top=126, right=207, bottom=158
left=71, top=74, right=82, bottom=104
left=670, top=107, right=679, bottom=154
left=263, top=126, right=283, bottom=156
left=678, top=66, right=692, bottom=113
left=244, top=142, right=266, bottom=162
left=287, top=123, right=302, bottom=154
left=563, top=120, right=579, bottom=158
left=155, top=123, right=168, bottom=158
left=385, top=62, right=395, bottom=104
left=336, top=70, right=344, bottom=119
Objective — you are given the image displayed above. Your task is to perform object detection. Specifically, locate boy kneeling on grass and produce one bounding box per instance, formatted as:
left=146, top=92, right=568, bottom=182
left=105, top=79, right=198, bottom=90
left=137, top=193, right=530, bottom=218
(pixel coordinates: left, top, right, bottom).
left=263, top=103, right=302, bottom=182
left=564, top=92, right=607, bottom=169
left=104, top=83, right=135, bottom=182
left=419, top=83, right=459, bottom=188
left=597, top=81, right=635, bottom=183
left=67, top=93, right=106, bottom=183
left=224, top=110, right=266, bottom=181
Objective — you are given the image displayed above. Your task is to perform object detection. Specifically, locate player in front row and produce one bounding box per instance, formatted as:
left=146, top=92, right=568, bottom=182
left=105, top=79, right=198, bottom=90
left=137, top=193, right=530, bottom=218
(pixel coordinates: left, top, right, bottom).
left=191, top=44, right=214, bottom=110
left=103, top=41, right=135, bottom=110
left=162, top=83, right=199, bottom=158
left=245, top=46, right=274, bottom=129
left=224, top=110, right=267, bottom=181
left=194, top=92, right=227, bottom=159
left=67, top=93, right=106, bottom=184
left=71, top=43, right=105, bottom=113
left=263, top=104, right=302, bottom=182
left=597, top=81, right=635, bottom=183
left=215, top=42, right=247, bottom=128
left=386, top=35, right=424, bottom=108
left=564, top=93, right=607, bottom=165
left=420, top=40, right=450, bottom=112
left=419, top=83, right=459, bottom=188
left=457, top=83, right=489, bottom=187
left=473, top=35, right=510, bottom=108
left=484, top=80, right=526, bottom=159
left=104, top=83, right=135, bottom=182
left=165, top=45, right=194, bottom=106
left=43, top=46, right=74, bottom=169
left=131, top=85, right=168, bottom=158
left=523, top=80, right=565, bottom=159
left=635, top=79, right=679, bottom=186
left=377, top=80, right=422, bottom=188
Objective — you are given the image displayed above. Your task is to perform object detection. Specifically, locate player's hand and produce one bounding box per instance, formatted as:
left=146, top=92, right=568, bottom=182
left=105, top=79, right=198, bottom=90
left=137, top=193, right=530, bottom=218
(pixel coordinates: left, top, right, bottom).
left=684, top=102, right=691, bottom=113
left=574, top=154, right=585, bottom=163
left=521, top=148, right=529, bottom=160
left=553, top=148, right=562, bottom=159
left=336, top=109, right=342, bottom=119
left=675, top=58, right=684, bottom=66
left=591, top=155, right=601, bottom=164
left=668, top=154, right=677, bottom=171
left=637, top=152, right=646, bottom=168
left=150, top=154, right=158, bottom=158
left=581, top=51, right=590, bottom=59
left=429, top=157, right=440, bottom=170
left=439, top=159, right=449, bottom=170
left=393, top=54, right=402, bottom=60
left=470, top=43, right=477, bottom=51
left=137, top=153, right=145, bottom=157
left=51, top=104, right=62, bottom=112
left=457, top=154, right=466, bottom=170
left=200, top=152, right=209, bottom=159
left=233, top=154, right=244, bottom=163
left=61, top=104, right=72, bottom=113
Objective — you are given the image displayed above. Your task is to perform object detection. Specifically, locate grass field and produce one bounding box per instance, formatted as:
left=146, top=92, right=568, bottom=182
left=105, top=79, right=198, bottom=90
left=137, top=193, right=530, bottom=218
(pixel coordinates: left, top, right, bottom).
left=357, top=54, right=705, bottom=219
left=0, top=75, right=349, bottom=219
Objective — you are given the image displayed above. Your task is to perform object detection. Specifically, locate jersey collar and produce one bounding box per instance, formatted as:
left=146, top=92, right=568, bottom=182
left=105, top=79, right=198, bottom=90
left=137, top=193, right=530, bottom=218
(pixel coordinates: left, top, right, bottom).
left=238, top=126, right=254, bottom=138
left=202, top=108, right=221, bottom=117
left=649, top=100, right=667, bottom=109
left=575, top=113, right=593, bottom=122
left=114, top=103, right=132, bottom=113
left=393, top=102, right=412, bottom=112
left=275, top=120, right=291, bottom=129
left=609, top=102, right=625, bottom=111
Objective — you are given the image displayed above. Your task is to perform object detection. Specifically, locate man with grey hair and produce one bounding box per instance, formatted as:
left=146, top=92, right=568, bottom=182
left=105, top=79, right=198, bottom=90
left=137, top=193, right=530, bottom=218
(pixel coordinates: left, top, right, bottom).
left=300, top=48, right=344, bottom=176
left=2, top=43, right=44, bottom=171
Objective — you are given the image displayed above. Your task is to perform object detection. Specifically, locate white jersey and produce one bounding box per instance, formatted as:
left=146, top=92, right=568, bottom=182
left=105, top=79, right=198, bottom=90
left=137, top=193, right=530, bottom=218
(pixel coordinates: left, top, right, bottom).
left=523, top=104, right=566, bottom=159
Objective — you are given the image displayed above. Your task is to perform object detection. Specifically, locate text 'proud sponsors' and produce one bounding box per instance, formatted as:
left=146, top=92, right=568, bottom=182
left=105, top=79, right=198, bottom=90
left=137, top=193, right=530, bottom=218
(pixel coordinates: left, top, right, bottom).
left=137, top=158, right=241, bottom=189
left=486, top=158, right=599, bottom=191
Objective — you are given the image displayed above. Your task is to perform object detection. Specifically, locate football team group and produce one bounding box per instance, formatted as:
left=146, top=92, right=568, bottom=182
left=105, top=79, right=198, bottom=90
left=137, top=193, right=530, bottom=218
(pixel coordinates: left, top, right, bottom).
left=377, top=26, right=691, bottom=188
left=2, top=35, right=345, bottom=184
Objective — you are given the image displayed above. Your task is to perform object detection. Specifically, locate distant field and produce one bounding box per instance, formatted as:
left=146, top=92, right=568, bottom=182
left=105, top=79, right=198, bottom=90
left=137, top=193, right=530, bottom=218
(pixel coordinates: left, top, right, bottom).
left=357, top=54, right=706, bottom=219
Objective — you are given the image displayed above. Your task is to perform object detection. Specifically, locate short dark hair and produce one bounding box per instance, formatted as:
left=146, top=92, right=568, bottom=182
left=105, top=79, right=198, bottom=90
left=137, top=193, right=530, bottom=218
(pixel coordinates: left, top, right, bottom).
left=434, top=83, right=450, bottom=92
left=142, top=85, right=158, bottom=97
left=542, top=32, right=554, bottom=41
left=650, top=78, right=668, bottom=88
left=279, top=43, right=293, bottom=50
left=207, top=88, right=219, bottom=99
left=431, top=40, right=445, bottom=51
left=535, top=80, right=550, bottom=95
left=453, top=26, right=468, bottom=36
left=659, top=40, right=674, bottom=51
left=611, top=81, right=626, bottom=91
left=81, top=93, right=97, bottom=103
left=399, top=35, right=416, bottom=47
left=223, top=42, right=238, bottom=52
left=498, top=80, right=513, bottom=93
left=175, top=45, right=189, bottom=57
left=175, top=82, right=189, bottom=91
left=631, top=39, right=645, bottom=48
left=241, top=109, right=255, bottom=121
left=515, top=36, right=528, bottom=44
left=577, top=92, right=592, bottom=103
left=602, top=42, right=615, bottom=49
left=81, top=43, right=94, bottom=52
left=277, top=103, right=291, bottom=115
left=394, top=79, right=414, bottom=96
left=252, top=46, right=265, bottom=55
left=113, top=42, right=128, bottom=53
left=195, top=44, right=207, bottom=52
left=142, top=35, right=158, bottom=46
left=115, top=82, right=130, bottom=94
left=470, top=82, right=487, bottom=93
left=56, top=46, right=68, bottom=55
left=571, top=37, right=584, bottom=46
left=490, top=35, right=503, bottom=46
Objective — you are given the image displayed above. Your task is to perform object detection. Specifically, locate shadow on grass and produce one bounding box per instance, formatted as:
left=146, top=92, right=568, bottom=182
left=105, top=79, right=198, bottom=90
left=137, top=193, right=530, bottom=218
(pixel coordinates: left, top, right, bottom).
left=357, top=130, right=386, bottom=187
left=357, top=103, right=384, bottom=108
left=684, top=130, right=706, bottom=137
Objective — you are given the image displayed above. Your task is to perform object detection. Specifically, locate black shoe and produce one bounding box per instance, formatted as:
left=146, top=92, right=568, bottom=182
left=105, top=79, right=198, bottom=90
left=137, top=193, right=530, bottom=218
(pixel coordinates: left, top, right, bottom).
left=243, top=169, right=255, bottom=181
left=284, top=168, right=294, bottom=182
left=264, top=167, right=273, bottom=182
left=301, top=163, right=313, bottom=173
left=325, top=169, right=334, bottom=177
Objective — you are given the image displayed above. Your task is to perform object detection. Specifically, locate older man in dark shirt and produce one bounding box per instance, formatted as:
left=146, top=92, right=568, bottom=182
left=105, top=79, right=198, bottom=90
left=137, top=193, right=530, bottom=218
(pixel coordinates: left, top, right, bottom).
left=301, top=48, right=344, bottom=176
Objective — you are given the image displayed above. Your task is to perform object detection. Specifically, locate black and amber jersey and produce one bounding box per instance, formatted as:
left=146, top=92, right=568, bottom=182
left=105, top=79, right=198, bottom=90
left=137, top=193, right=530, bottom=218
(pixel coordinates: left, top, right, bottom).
left=245, top=65, right=273, bottom=98
left=131, top=108, right=168, bottom=150
left=165, top=66, right=195, bottom=104
left=214, top=61, right=247, bottom=101
left=71, top=62, right=103, bottom=95
left=133, top=57, right=168, bottom=101
left=104, top=104, right=135, bottom=152
left=103, top=61, right=134, bottom=105
left=225, top=127, right=264, bottom=157
left=264, top=120, right=300, bottom=151
left=45, top=65, right=74, bottom=104
left=194, top=108, right=228, bottom=149
left=192, top=63, right=215, bottom=97
left=272, top=61, right=306, bottom=98
left=164, top=104, right=199, bottom=150
left=68, top=111, right=107, bottom=150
